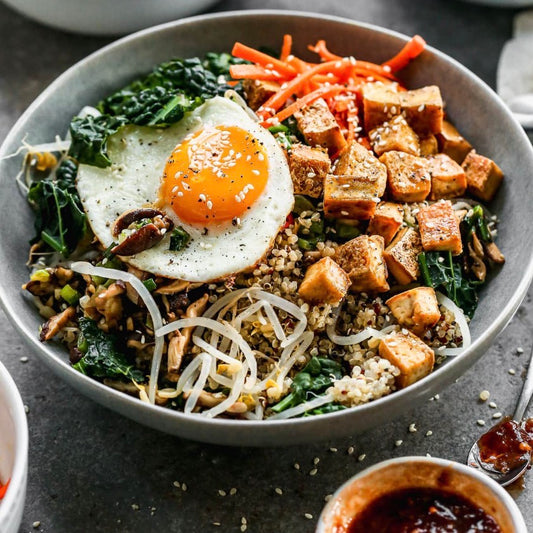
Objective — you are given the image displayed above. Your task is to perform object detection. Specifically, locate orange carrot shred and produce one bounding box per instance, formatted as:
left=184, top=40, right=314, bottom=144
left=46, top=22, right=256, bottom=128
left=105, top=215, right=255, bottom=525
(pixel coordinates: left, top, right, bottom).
left=232, top=42, right=296, bottom=77
left=382, top=35, right=426, bottom=72
left=280, top=34, right=293, bottom=61
left=229, top=64, right=284, bottom=81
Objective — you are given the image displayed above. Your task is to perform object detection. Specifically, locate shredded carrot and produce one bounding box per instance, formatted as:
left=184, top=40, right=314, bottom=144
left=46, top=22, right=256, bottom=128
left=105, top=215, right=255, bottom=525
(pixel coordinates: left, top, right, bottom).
left=0, top=479, right=9, bottom=499
left=280, top=34, right=293, bottom=61
left=229, top=64, right=283, bottom=81
left=382, top=35, right=426, bottom=72
left=308, top=40, right=341, bottom=62
left=257, top=58, right=352, bottom=120
left=263, top=84, right=347, bottom=126
left=232, top=42, right=296, bottom=77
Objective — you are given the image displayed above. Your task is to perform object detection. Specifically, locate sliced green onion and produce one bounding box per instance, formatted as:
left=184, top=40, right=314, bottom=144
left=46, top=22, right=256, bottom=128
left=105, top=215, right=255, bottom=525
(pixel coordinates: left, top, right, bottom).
left=31, top=269, right=50, bottom=282
left=143, top=278, right=157, bottom=292
left=60, top=283, right=80, bottom=305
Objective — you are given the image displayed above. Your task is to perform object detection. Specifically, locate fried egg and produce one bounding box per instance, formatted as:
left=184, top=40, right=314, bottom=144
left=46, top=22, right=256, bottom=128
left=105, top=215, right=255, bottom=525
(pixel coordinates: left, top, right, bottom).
left=76, top=96, right=294, bottom=281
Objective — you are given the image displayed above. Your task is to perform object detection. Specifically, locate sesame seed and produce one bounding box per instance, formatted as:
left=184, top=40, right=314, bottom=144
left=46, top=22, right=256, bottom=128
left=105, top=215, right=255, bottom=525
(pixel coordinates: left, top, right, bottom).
left=275, top=487, right=283, bottom=495
left=477, top=419, right=486, bottom=426
left=426, top=430, right=433, bottom=437
left=329, top=447, right=338, bottom=453
left=313, top=457, right=320, bottom=465
left=218, top=490, right=227, bottom=497
left=20, top=356, right=28, bottom=363
left=492, top=412, right=502, bottom=419
left=173, top=481, right=180, bottom=488
left=199, top=193, right=206, bottom=202
left=131, top=504, right=140, bottom=511
left=229, top=488, right=237, bottom=496
left=213, top=522, right=221, bottom=527
left=241, top=517, right=247, bottom=525
left=309, top=468, right=318, bottom=476
left=517, top=347, right=524, bottom=354
left=305, top=513, right=314, bottom=520
left=294, top=462, right=300, bottom=470
left=395, top=440, right=403, bottom=447
left=24, top=405, right=30, bottom=414
left=32, top=521, right=41, bottom=529
left=207, top=200, right=213, bottom=210
left=489, top=402, right=497, bottom=408
left=408, top=423, right=417, bottom=433
left=181, top=483, right=188, bottom=491
left=324, top=494, right=333, bottom=502
left=347, top=446, right=355, bottom=455
left=479, top=390, right=490, bottom=401
left=358, top=454, right=366, bottom=462
left=240, top=526, right=247, bottom=532
left=509, top=368, right=516, bottom=375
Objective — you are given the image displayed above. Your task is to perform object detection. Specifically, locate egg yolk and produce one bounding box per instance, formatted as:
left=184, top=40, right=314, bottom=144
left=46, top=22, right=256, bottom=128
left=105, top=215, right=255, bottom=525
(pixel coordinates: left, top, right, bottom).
left=160, top=125, right=269, bottom=225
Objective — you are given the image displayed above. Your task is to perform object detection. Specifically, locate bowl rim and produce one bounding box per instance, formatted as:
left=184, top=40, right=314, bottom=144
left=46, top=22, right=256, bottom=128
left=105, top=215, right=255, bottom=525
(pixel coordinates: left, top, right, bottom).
left=0, top=9, right=532, bottom=438
left=316, top=456, right=528, bottom=532
left=0, top=361, right=29, bottom=526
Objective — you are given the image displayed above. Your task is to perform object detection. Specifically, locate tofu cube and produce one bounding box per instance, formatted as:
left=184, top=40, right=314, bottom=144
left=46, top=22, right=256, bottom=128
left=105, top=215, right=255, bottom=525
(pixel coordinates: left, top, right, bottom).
left=362, top=83, right=401, bottom=132
left=419, top=134, right=439, bottom=156
left=437, top=120, right=473, bottom=164
left=334, top=140, right=387, bottom=190
left=384, top=228, right=422, bottom=285
left=367, top=202, right=404, bottom=245
left=417, top=200, right=463, bottom=255
left=386, top=287, right=441, bottom=336
left=294, top=98, right=346, bottom=155
left=288, top=143, right=331, bottom=198
left=335, top=235, right=390, bottom=293
left=462, top=150, right=503, bottom=202
left=380, top=151, right=431, bottom=202
left=399, top=85, right=444, bottom=134
left=379, top=330, right=435, bottom=388
left=427, top=153, right=467, bottom=200
left=324, top=174, right=380, bottom=220
left=242, top=79, right=280, bottom=111
left=369, top=114, right=420, bottom=156
left=298, top=257, right=351, bottom=305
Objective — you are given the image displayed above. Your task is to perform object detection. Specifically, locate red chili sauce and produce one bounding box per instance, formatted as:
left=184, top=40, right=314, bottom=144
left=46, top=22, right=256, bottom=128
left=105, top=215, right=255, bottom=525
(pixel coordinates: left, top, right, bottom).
left=477, top=416, right=533, bottom=473
left=347, top=487, right=501, bottom=533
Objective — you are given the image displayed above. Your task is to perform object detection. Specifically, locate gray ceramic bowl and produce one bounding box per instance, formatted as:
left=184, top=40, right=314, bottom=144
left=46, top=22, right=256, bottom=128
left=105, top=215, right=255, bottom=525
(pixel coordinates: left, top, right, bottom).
left=1, top=11, right=532, bottom=447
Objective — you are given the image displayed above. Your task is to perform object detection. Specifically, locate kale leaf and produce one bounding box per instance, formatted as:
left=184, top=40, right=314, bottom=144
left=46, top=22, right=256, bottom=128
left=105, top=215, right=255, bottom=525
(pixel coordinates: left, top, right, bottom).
left=69, top=114, right=127, bottom=168
left=27, top=158, right=86, bottom=256
left=73, top=317, right=144, bottom=382
left=169, top=226, right=191, bottom=252
left=418, top=251, right=481, bottom=318
left=271, top=357, right=344, bottom=414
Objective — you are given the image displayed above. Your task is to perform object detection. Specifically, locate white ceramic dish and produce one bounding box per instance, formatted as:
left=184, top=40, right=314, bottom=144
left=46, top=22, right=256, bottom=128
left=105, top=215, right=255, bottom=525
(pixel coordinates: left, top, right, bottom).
left=0, top=362, right=28, bottom=533
left=317, top=456, right=528, bottom=532
left=0, top=0, right=219, bottom=36
left=0, top=11, right=532, bottom=446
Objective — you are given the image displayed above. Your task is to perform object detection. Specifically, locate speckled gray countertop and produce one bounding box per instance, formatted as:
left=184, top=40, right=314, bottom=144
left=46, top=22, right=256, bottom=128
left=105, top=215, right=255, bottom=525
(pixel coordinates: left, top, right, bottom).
left=1, top=1, right=532, bottom=531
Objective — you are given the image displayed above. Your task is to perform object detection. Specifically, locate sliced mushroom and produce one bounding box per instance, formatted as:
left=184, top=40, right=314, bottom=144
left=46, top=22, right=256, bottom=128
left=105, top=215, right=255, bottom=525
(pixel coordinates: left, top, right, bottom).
left=468, top=242, right=486, bottom=282
left=484, top=241, right=505, bottom=264
left=93, top=281, right=126, bottom=330
left=182, top=389, right=248, bottom=414
left=111, top=208, right=174, bottom=256
left=471, top=232, right=485, bottom=258
left=166, top=294, right=209, bottom=376
left=40, top=306, right=76, bottom=341
left=155, top=279, right=191, bottom=295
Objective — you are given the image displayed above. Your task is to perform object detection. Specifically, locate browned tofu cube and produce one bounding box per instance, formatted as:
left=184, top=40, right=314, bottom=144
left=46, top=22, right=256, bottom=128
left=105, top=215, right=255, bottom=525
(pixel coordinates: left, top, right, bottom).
left=298, top=257, right=351, bottom=305
left=335, top=235, right=389, bottom=293
left=399, top=85, right=443, bottom=134
left=368, top=115, right=420, bottom=157
left=379, top=330, right=435, bottom=388
left=288, top=143, right=331, bottom=198
left=384, top=228, right=422, bottom=285
left=419, top=134, right=438, bottom=156
left=242, top=79, right=280, bottom=111
left=437, top=120, right=473, bottom=164
left=417, top=200, right=463, bottom=255
left=367, top=202, right=404, bottom=245
left=462, top=150, right=503, bottom=202
left=324, top=175, right=380, bottom=220
left=362, top=83, right=401, bottom=132
left=380, top=151, right=431, bottom=202
left=334, top=141, right=387, bottom=190
left=386, top=287, right=441, bottom=336
left=427, top=153, right=466, bottom=200
left=294, top=98, right=346, bottom=155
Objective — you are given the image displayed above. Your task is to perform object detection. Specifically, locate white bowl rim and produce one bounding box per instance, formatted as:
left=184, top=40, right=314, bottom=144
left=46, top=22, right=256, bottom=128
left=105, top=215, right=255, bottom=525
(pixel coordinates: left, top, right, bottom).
left=0, top=361, right=29, bottom=526
left=0, top=9, right=532, bottom=438
left=316, top=455, right=528, bottom=532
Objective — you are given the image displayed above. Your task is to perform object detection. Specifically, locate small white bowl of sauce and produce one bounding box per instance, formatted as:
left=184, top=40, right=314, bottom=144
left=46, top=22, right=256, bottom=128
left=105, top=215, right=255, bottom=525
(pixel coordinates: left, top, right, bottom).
left=317, top=456, right=527, bottom=533
left=0, top=361, right=28, bottom=533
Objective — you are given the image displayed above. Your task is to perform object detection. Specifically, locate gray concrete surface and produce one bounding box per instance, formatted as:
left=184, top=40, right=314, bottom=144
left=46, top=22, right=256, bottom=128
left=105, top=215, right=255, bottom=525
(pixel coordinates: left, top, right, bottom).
left=0, top=0, right=532, bottom=531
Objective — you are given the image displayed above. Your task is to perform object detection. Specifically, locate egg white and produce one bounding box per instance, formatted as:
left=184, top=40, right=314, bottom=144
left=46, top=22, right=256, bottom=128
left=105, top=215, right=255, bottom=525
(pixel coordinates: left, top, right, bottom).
left=76, top=96, right=294, bottom=281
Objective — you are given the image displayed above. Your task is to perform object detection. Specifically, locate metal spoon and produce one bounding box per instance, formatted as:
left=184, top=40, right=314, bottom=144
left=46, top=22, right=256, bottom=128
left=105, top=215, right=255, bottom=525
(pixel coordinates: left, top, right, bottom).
left=467, top=344, right=533, bottom=486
